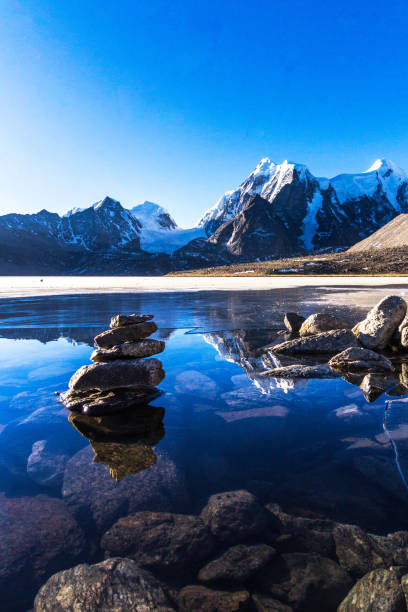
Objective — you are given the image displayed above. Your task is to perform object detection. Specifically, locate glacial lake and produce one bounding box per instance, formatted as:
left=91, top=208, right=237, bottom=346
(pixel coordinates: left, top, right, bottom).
left=2, top=286, right=408, bottom=611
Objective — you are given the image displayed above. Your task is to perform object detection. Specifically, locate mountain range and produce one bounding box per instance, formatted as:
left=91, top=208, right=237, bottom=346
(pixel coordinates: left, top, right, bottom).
left=1, top=157, right=407, bottom=274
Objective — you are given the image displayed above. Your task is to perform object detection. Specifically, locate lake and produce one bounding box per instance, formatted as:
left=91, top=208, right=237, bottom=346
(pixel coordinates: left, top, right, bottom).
left=1, top=286, right=408, bottom=611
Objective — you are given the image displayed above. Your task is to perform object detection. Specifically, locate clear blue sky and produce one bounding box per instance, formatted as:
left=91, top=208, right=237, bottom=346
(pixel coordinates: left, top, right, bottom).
left=0, top=0, right=407, bottom=226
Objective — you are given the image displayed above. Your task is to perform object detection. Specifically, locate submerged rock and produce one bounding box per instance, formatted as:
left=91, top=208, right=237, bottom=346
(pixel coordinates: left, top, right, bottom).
left=283, top=312, right=305, bottom=334
left=257, top=552, right=352, bottom=612
left=27, top=439, right=69, bottom=488
left=68, top=358, right=164, bottom=392
left=270, top=329, right=357, bottom=356
left=91, top=338, right=165, bottom=362
left=299, top=313, right=351, bottom=336
left=328, top=347, right=394, bottom=373
left=33, top=557, right=175, bottom=612
left=61, top=386, right=161, bottom=415
left=95, top=321, right=157, bottom=349
left=177, top=585, right=251, bottom=612
left=333, top=523, right=391, bottom=578
left=353, top=295, right=407, bottom=350
left=110, top=313, right=154, bottom=328
left=200, top=490, right=268, bottom=544
left=338, top=567, right=406, bottom=612
left=62, top=446, right=190, bottom=533
left=90, top=440, right=161, bottom=481
left=252, top=594, right=294, bottom=611
left=101, top=511, right=216, bottom=573
left=0, top=493, right=85, bottom=611
left=198, top=544, right=276, bottom=585
left=259, top=364, right=339, bottom=379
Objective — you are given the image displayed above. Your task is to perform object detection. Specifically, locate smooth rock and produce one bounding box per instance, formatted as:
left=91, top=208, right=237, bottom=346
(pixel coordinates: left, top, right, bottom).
left=333, top=523, right=391, bottom=578
left=299, top=313, right=351, bottom=336
left=27, top=440, right=68, bottom=488
left=200, top=490, right=269, bottom=544
left=0, top=493, right=85, bottom=611
left=198, top=544, right=276, bottom=585
left=101, top=511, right=216, bottom=573
left=68, top=358, right=164, bottom=392
left=91, top=338, right=165, bottom=362
left=177, top=585, right=251, bottom=612
left=256, top=552, right=352, bottom=612
left=328, top=347, right=394, bottom=373
left=353, top=295, right=407, bottom=350
left=338, top=567, right=406, bottom=612
left=266, top=504, right=335, bottom=558
left=63, top=446, right=190, bottom=533
left=270, top=329, right=358, bottom=355
left=259, top=364, right=339, bottom=379
left=360, top=373, right=395, bottom=402
left=283, top=313, right=305, bottom=334
left=110, top=313, right=154, bottom=328
left=61, top=386, right=161, bottom=415
left=95, top=321, right=157, bottom=348
left=33, top=557, right=175, bottom=612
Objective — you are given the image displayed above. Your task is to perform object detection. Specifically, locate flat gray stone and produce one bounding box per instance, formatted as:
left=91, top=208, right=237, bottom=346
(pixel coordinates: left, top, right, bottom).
left=299, top=313, right=351, bottom=336
left=328, top=347, right=394, bottom=373
left=270, top=329, right=358, bottom=356
left=68, top=358, right=164, bottom=392
left=259, top=364, right=339, bottom=379
left=91, top=339, right=165, bottom=362
left=95, top=321, right=157, bottom=348
left=110, top=313, right=154, bottom=328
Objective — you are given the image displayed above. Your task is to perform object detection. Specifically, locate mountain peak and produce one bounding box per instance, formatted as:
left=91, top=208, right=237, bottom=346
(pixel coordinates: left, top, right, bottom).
left=131, top=201, right=178, bottom=231
left=93, top=196, right=122, bottom=211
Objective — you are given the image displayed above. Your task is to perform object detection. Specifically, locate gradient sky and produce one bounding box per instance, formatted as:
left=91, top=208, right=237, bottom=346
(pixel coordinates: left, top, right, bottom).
left=0, top=0, right=407, bottom=226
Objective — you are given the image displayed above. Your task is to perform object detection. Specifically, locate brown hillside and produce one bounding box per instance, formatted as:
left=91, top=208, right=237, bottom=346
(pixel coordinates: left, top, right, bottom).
left=349, top=213, right=408, bottom=252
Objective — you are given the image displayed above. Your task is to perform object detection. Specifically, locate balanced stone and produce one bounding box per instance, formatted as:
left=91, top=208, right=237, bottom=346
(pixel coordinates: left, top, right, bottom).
left=283, top=312, right=305, bottom=333
left=352, top=295, right=407, bottom=350
left=270, top=329, right=358, bottom=355
left=61, top=387, right=161, bottom=415
left=299, top=313, right=351, bottom=336
left=328, top=347, right=394, bottom=373
left=91, top=339, right=165, bottom=362
left=68, top=358, right=164, bottom=392
left=94, top=321, right=157, bottom=349
left=110, top=313, right=154, bottom=328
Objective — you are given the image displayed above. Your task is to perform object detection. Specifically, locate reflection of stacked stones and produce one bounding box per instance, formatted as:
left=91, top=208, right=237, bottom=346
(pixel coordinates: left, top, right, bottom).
left=60, top=313, right=165, bottom=416
left=69, top=405, right=165, bottom=481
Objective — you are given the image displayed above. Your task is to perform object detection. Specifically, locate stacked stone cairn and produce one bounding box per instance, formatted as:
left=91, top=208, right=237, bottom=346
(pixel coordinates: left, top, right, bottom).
left=60, top=313, right=165, bottom=416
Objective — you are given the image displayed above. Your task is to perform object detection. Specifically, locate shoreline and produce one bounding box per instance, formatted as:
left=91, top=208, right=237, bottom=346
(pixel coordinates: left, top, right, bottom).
left=1, top=275, right=408, bottom=298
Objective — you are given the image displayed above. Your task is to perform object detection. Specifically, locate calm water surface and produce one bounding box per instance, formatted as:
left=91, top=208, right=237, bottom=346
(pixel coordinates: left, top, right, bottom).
left=1, top=287, right=408, bottom=610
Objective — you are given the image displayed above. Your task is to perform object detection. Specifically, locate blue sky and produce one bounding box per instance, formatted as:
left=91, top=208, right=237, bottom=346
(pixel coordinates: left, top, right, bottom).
left=0, top=0, right=407, bottom=226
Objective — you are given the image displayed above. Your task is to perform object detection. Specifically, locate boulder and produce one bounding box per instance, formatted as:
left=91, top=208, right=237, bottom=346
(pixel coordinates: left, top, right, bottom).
left=61, top=386, right=161, bottom=416
left=256, top=552, right=352, bottom=612
left=101, top=511, right=216, bottom=573
left=27, top=440, right=68, bottom=488
left=91, top=338, right=165, bottom=362
left=110, top=313, right=154, bottom=328
left=200, top=490, right=269, bottom=544
left=67, top=358, right=164, bottom=392
left=177, top=585, right=251, bottom=612
left=198, top=544, right=276, bottom=585
left=328, top=347, right=394, bottom=373
left=333, top=523, right=391, bottom=578
left=62, top=446, right=190, bottom=533
left=259, top=364, right=339, bottom=379
left=283, top=313, right=305, bottom=334
left=352, top=295, right=407, bottom=350
left=299, top=313, right=351, bottom=336
left=270, top=329, right=358, bottom=356
left=0, top=493, right=85, bottom=611
left=33, top=557, right=175, bottom=612
left=338, top=567, right=406, bottom=612
left=252, top=594, right=294, bottom=611
left=95, top=321, right=157, bottom=348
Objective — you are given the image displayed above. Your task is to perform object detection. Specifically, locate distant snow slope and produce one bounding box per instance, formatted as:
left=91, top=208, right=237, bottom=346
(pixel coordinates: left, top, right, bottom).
left=130, top=201, right=205, bottom=254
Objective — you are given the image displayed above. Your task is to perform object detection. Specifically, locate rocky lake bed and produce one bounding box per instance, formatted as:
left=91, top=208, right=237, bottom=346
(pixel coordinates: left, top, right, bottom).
left=3, top=285, right=408, bottom=610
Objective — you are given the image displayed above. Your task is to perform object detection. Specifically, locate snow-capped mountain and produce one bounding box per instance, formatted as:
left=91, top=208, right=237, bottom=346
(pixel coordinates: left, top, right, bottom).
left=197, top=158, right=408, bottom=257
left=131, top=201, right=205, bottom=254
